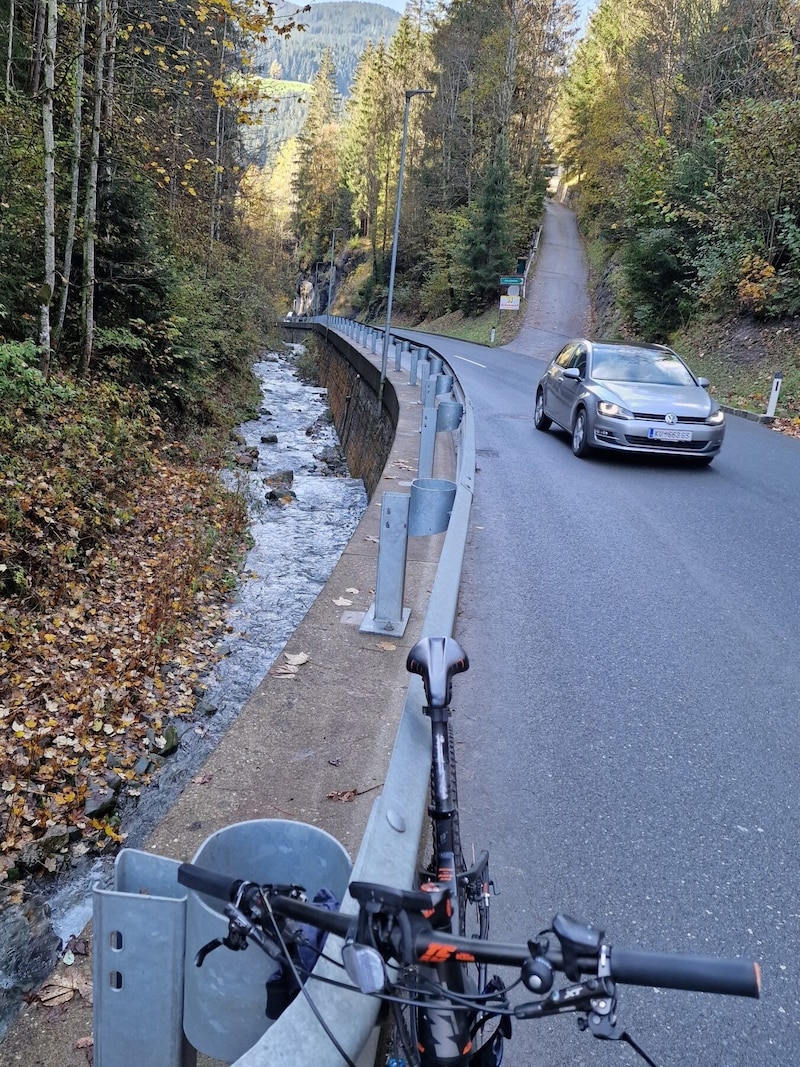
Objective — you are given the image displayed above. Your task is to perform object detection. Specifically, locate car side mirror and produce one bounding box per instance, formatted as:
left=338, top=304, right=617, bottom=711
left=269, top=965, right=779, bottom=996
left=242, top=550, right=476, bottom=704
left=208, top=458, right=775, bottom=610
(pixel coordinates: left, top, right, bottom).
left=697, top=376, right=710, bottom=388
left=563, top=367, right=581, bottom=380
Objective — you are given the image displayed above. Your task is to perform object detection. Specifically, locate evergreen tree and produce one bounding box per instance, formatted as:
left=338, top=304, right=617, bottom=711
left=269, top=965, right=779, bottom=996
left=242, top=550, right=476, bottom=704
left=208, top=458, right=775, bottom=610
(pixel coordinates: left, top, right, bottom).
left=456, top=134, right=514, bottom=314
left=293, top=48, right=346, bottom=265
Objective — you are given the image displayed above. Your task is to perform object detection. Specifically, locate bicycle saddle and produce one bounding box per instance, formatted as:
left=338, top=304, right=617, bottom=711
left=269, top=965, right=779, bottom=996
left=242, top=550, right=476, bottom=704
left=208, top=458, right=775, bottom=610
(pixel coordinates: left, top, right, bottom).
left=406, top=636, right=469, bottom=708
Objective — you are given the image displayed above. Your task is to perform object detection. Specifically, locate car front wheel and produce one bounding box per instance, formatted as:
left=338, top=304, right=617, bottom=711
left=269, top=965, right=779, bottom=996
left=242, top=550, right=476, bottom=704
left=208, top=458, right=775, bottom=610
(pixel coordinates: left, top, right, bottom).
left=534, top=389, right=552, bottom=431
left=571, top=407, right=591, bottom=457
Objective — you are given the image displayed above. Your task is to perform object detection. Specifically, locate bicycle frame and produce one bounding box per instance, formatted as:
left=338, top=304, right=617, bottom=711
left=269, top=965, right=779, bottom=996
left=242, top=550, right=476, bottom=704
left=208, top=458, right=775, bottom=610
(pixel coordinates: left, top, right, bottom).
left=398, top=638, right=501, bottom=1067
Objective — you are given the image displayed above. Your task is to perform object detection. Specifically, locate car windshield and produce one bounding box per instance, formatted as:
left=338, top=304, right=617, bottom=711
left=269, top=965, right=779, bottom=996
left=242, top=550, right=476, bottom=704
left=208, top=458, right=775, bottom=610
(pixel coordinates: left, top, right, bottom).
left=591, top=346, right=696, bottom=386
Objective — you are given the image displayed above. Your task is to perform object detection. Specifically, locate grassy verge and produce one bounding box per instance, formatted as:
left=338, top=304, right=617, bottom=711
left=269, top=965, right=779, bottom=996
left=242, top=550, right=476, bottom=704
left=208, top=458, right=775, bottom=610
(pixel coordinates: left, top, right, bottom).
left=386, top=303, right=526, bottom=348
left=669, top=318, right=800, bottom=422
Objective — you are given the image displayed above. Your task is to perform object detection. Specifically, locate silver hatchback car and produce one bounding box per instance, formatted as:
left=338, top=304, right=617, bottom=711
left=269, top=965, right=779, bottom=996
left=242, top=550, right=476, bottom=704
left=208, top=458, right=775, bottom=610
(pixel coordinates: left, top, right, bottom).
left=534, top=340, right=725, bottom=464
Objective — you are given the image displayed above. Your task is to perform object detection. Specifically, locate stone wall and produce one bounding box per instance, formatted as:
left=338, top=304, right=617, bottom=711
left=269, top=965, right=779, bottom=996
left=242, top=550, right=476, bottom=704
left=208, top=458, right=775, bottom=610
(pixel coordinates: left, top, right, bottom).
left=316, top=333, right=396, bottom=500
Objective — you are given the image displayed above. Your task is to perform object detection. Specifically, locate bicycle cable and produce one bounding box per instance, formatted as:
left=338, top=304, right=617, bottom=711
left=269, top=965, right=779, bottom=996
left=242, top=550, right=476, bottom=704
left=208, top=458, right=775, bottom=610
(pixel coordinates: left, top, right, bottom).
left=259, top=889, right=360, bottom=1067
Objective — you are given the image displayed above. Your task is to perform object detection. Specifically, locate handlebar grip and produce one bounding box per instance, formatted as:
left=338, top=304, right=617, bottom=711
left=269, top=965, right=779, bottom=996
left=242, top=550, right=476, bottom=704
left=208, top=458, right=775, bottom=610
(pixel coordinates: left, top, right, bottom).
left=178, top=862, right=242, bottom=902
left=610, top=947, right=761, bottom=998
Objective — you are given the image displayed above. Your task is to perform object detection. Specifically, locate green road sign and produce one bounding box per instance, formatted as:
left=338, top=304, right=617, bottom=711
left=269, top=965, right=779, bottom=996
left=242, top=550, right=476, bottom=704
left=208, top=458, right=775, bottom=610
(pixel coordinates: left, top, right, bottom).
left=500, top=275, right=524, bottom=285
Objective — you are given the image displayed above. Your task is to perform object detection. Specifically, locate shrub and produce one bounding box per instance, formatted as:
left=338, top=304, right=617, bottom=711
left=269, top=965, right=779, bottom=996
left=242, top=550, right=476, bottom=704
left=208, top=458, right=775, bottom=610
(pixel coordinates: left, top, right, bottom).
left=620, top=228, right=690, bottom=337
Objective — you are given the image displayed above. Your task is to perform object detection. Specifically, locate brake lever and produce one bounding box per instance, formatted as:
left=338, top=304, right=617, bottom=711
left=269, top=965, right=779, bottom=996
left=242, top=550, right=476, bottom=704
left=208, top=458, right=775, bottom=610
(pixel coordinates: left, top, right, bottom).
left=574, top=981, right=662, bottom=1067
left=514, top=976, right=614, bottom=1019
left=194, top=902, right=284, bottom=968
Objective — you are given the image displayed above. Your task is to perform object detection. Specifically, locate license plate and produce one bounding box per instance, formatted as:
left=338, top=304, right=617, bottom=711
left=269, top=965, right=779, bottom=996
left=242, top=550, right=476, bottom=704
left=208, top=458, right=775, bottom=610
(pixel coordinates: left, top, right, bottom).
left=648, top=428, right=692, bottom=442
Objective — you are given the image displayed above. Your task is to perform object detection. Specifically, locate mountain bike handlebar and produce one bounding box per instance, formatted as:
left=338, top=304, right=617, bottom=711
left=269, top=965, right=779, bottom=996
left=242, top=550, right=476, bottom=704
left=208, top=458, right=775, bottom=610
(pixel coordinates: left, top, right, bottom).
left=176, top=863, right=760, bottom=1000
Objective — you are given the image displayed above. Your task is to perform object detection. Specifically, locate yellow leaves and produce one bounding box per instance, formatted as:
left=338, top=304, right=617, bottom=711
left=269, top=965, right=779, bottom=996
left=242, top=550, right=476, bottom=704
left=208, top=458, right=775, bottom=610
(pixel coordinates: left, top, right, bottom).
left=2, top=451, right=248, bottom=867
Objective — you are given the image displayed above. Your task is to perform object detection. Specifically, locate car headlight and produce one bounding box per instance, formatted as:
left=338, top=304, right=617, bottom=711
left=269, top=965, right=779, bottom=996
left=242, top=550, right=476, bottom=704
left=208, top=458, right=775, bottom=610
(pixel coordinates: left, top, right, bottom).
left=597, top=400, right=632, bottom=419
left=705, top=409, right=725, bottom=425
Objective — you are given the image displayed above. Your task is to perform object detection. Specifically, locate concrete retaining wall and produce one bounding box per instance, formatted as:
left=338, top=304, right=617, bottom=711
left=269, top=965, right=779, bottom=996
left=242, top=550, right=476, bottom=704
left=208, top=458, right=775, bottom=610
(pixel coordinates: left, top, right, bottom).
left=315, top=336, right=395, bottom=499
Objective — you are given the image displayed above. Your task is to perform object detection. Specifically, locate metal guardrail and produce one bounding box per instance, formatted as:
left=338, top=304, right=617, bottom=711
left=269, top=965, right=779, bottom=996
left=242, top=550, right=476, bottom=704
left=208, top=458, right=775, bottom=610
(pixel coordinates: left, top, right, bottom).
left=231, top=317, right=476, bottom=1066
left=92, top=317, right=475, bottom=1067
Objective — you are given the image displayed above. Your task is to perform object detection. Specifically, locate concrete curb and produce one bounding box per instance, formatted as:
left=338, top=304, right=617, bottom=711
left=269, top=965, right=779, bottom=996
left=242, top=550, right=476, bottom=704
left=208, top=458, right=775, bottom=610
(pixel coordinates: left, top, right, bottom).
left=719, top=402, right=775, bottom=425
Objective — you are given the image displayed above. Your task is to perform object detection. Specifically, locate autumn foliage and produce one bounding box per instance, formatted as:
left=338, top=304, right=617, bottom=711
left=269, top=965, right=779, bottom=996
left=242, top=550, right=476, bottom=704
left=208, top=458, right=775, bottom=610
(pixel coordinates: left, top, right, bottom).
left=0, top=360, right=248, bottom=878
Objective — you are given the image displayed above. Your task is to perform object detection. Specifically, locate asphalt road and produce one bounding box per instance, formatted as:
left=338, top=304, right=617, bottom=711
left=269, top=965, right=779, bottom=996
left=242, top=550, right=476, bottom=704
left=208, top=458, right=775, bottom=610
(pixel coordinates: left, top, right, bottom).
left=399, top=201, right=800, bottom=1065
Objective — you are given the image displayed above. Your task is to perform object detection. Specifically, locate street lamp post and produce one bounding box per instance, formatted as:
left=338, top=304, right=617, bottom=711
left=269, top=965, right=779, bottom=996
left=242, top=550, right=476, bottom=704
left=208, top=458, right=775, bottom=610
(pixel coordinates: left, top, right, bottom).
left=326, top=227, right=341, bottom=339
left=379, top=88, right=432, bottom=403
left=326, top=227, right=339, bottom=317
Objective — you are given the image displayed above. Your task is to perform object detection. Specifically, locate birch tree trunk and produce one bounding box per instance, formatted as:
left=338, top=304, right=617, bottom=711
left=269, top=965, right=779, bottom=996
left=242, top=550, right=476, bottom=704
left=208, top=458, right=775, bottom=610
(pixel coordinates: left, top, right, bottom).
left=209, top=16, right=228, bottom=259
left=78, top=0, right=108, bottom=378
left=5, top=0, right=14, bottom=100
left=55, top=0, right=88, bottom=348
left=38, top=0, right=57, bottom=375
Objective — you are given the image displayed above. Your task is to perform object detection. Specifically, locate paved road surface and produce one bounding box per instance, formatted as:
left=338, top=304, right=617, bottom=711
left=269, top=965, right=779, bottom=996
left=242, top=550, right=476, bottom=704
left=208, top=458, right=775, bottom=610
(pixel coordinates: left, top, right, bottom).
left=401, top=198, right=800, bottom=1065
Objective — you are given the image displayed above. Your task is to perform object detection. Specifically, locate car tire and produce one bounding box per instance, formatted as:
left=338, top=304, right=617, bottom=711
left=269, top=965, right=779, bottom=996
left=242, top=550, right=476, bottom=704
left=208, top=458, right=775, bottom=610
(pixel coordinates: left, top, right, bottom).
left=534, top=389, right=552, bottom=431
left=571, top=407, right=591, bottom=457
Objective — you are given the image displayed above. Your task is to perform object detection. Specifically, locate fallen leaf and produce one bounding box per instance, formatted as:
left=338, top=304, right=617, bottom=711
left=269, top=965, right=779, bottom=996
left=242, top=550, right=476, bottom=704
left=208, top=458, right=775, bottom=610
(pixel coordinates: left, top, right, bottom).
left=284, top=652, right=309, bottom=666
left=38, top=971, right=92, bottom=1006
left=345, top=588, right=359, bottom=595
left=332, top=597, right=352, bottom=606
left=376, top=641, right=396, bottom=652
left=326, top=783, right=382, bottom=802
left=270, top=663, right=298, bottom=677
left=76, top=1036, right=94, bottom=1049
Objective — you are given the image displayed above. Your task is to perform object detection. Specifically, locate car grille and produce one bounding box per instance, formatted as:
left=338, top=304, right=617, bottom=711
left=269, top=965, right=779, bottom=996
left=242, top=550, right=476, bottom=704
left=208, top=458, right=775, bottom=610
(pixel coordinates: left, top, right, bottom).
left=633, top=413, right=705, bottom=424
left=624, top=434, right=708, bottom=451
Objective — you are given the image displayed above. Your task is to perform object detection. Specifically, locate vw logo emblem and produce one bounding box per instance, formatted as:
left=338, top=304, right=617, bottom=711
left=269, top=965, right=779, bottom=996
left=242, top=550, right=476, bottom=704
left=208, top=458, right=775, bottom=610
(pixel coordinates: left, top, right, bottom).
left=665, top=412, right=678, bottom=425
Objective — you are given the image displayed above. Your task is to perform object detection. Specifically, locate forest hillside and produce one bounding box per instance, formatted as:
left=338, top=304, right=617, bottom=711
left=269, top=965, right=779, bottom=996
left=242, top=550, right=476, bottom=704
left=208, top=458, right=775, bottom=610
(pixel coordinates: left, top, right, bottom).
left=262, top=2, right=401, bottom=97
left=245, top=2, right=401, bottom=165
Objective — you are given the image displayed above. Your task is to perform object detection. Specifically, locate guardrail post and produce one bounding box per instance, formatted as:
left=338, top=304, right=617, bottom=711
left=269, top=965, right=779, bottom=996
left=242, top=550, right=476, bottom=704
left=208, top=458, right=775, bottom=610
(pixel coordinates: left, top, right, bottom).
left=395, top=338, right=407, bottom=372
left=409, top=346, right=420, bottom=386
left=418, top=408, right=437, bottom=480
left=418, top=401, right=463, bottom=480
left=423, top=373, right=438, bottom=408
left=360, top=493, right=411, bottom=635
left=418, top=359, right=431, bottom=401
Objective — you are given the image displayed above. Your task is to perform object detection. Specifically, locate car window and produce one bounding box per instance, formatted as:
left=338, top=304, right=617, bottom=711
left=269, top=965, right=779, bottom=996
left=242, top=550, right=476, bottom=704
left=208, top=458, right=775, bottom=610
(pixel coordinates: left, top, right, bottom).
left=571, top=346, right=587, bottom=376
left=555, top=344, right=576, bottom=368
left=591, top=346, right=696, bottom=386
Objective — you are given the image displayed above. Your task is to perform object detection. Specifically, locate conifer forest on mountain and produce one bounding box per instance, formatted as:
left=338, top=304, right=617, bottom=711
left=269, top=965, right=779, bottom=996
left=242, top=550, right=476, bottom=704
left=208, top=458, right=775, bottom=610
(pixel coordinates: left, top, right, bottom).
left=2, top=0, right=800, bottom=875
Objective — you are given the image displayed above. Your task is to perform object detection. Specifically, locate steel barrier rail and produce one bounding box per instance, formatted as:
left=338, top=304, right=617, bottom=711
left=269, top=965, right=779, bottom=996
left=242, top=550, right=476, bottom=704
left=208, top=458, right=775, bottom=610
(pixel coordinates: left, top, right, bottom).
left=231, top=323, right=475, bottom=1067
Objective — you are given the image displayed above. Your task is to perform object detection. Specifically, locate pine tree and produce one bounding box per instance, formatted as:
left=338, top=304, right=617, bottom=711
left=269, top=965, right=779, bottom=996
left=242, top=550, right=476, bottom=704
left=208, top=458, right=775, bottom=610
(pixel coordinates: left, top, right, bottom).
left=456, top=134, right=514, bottom=314
left=293, top=48, right=345, bottom=264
